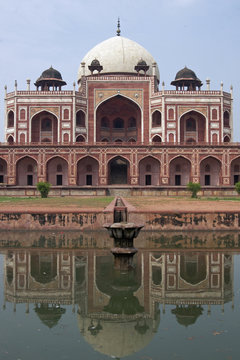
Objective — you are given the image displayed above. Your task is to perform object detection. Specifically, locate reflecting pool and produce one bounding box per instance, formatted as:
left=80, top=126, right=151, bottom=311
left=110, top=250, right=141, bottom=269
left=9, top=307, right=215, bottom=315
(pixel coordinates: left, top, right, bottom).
left=0, top=231, right=240, bottom=359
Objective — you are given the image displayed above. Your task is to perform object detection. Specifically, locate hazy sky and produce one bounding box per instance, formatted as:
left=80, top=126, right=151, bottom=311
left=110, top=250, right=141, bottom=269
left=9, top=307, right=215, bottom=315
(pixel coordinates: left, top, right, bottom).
left=0, top=0, right=239, bottom=140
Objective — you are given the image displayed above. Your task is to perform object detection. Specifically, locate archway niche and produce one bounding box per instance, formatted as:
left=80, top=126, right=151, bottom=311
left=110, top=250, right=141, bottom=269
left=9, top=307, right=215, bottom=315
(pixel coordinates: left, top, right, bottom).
left=77, top=156, right=99, bottom=186
left=16, top=157, right=37, bottom=186
left=180, top=111, right=206, bottom=143
left=7, top=111, right=14, bottom=128
left=231, top=157, right=240, bottom=185
left=180, top=254, right=206, bottom=285
left=31, top=111, right=58, bottom=143
left=223, top=111, right=230, bottom=128
left=108, top=156, right=129, bottom=185
left=152, top=135, right=162, bottom=143
left=200, top=156, right=221, bottom=186
left=76, top=110, right=85, bottom=127
left=31, top=253, right=57, bottom=284
left=76, top=135, right=85, bottom=142
left=169, top=156, right=191, bottom=186
left=139, top=156, right=160, bottom=186
left=46, top=157, right=68, bottom=186
left=96, top=95, right=141, bottom=143
left=7, top=135, right=14, bottom=145
left=224, top=135, right=230, bottom=143
left=0, top=158, right=7, bottom=183
left=152, top=111, right=161, bottom=127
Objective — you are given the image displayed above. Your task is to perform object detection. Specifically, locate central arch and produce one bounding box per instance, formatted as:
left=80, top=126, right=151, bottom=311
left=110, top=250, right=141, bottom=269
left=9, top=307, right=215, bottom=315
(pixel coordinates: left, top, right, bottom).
left=169, top=156, right=191, bottom=186
left=180, top=110, right=206, bottom=143
left=108, top=156, right=129, bottom=185
left=31, top=111, right=58, bottom=143
left=96, top=95, right=141, bottom=143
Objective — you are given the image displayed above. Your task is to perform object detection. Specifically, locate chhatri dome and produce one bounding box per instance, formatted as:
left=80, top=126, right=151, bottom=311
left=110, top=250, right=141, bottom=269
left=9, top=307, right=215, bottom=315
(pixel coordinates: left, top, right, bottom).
left=78, top=22, right=160, bottom=83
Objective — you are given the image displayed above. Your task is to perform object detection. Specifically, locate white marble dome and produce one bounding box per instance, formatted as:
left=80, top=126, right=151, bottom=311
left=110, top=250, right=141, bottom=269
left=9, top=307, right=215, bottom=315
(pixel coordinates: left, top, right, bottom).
left=78, top=36, right=160, bottom=82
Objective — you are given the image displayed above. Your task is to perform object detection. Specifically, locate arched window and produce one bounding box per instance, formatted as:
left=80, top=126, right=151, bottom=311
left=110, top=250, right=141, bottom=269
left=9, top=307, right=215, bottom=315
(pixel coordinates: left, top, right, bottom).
left=113, top=118, right=124, bottom=129
left=224, top=135, right=230, bottom=143
left=101, top=117, right=109, bottom=128
left=115, top=139, right=123, bottom=143
left=63, top=109, right=69, bottom=120
left=212, top=109, right=217, bottom=120
left=19, top=133, right=25, bottom=143
left=186, top=118, right=196, bottom=131
left=41, top=118, right=52, bottom=131
left=205, top=164, right=210, bottom=172
left=128, top=138, right=136, bottom=143
left=152, top=111, right=161, bottom=127
left=20, top=109, right=26, bottom=120
left=152, top=135, right=162, bottom=143
left=7, top=111, right=14, bottom=128
left=224, top=111, right=230, bottom=127
left=57, top=164, right=62, bottom=172
left=63, top=133, right=69, bottom=142
left=128, top=117, right=136, bottom=128
left=7, top=135, right=14, bottom=144
left=101, top=138, right=109, bottom=142
left=76, top=111, right=85, bottom=127
left=76, top=135, right=85, bottom=142
left=168, top=108, right=174, bottom=120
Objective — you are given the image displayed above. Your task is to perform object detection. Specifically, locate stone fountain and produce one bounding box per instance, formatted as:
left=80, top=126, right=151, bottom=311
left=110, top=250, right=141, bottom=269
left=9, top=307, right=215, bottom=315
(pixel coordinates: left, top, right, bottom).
left=103, top=197, right=144, bottom=270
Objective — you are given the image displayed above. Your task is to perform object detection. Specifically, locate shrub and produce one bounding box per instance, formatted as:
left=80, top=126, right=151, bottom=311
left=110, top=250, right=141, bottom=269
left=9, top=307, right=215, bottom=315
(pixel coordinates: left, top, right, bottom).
left=235, top=182, right=240, bottom=195
left=37, top=182, right=51, bottom=198
left=187, top=182, right=201, bottom=198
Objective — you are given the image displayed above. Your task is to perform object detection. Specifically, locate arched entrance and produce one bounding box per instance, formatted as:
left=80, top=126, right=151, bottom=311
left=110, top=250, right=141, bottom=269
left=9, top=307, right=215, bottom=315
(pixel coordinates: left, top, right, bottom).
left=180, top=111, right=206, bottom=143
left=46, top=157, right=68, bottom=186
left=0, top=158, right=7, bottom=183
left=108, top=157, right=129, bottom=185
left=96, top=95, right=141, bottom=143
left=231, top=157, right=240, bottom=185
left=169, top=156, right=191, bottom=186
left=139, top=156, right=160, bottom=186
left=200, top=156, right=221, bottom=186
left=16, top=157, right=37, bottom=186
left=77, top=156, right=99, bottom=186
left=31, top=111, right=58, bottom=143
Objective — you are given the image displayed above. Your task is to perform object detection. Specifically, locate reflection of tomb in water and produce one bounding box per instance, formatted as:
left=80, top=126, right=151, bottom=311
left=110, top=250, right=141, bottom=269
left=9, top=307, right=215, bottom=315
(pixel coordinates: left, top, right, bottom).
left=2, top=246, right=235, bottom=355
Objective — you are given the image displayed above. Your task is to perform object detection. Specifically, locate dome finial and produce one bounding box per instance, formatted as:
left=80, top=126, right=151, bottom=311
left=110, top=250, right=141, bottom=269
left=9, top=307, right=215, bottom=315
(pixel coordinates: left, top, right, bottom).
left=116, top=17, right=121, bottom=36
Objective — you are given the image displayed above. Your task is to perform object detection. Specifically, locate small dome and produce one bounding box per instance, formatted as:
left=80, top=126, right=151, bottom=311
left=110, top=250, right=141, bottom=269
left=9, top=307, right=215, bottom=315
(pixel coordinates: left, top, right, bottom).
left=175, top=66, right=198, bottom=81
left=40, top=66, right=63, bottom=80
left=78, top=36, right=160, bottom=82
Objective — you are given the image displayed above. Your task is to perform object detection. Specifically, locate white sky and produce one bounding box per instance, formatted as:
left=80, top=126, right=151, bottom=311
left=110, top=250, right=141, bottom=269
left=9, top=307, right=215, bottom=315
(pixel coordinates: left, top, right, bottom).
left=0, top=0, right=239, bottom=140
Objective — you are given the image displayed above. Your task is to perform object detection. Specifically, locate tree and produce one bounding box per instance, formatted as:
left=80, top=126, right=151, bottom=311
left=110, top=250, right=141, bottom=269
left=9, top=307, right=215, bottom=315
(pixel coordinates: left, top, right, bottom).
left=37, top=182, right=51, bottom=198
left=235, top=181, right=240, bottom=195
left=187, top=182, right=201, bottom=199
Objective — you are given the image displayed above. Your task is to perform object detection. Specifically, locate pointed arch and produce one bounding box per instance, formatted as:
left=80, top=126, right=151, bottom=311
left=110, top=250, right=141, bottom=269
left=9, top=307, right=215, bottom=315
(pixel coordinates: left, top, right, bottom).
left=7, top=135, right=14, bottom=144
left=169, top=156, right=191, bottom=186
left=180, top=110, right=206, bottom=143
left=16, top=156, right=38, bottom=186
left=77, top=156, right=99, bottom=186
left=31, top=110, right=58, bottom=143
left=7, top=110, right=14, bottom=128
left=76, top=135, right=86, bottom=142
left=200, top=156, right=221, bottom=186
left=46, top=156, right=68, bottom=186
left=152, top=110, right=162, bottom=128
left=107, top=156, right=130, bottom=185
left=152, top=135, right=162, bottom=143
left=139, top=156, right=160, bottom=185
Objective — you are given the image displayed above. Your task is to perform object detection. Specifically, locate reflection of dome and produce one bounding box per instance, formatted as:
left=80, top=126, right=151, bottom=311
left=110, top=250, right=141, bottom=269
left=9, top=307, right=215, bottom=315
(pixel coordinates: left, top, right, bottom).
left=35, top=304, right=66, bottom=328
left=171, top=305, right=203, bottom=327
left=78, top=36, right=160, bottom=82
left=78, top=315, right=156, bottom=358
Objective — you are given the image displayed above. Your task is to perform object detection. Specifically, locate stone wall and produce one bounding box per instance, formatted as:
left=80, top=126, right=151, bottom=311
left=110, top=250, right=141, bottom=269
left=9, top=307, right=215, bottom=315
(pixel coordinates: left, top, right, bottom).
left=0, top=210, right=240, bottom=230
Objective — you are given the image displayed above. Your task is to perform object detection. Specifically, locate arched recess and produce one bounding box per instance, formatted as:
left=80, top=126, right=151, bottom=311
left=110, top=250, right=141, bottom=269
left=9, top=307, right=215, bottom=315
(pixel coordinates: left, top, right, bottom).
left=46, top=156, right=68, bottom=186
left=139, top=156, right=160, bottom=186
left=31, top=111, right=58, bottom=143
left=76, top=110, right=86, bottom=127
left=31, top=253, right=57, bottom=284
left=180, top=110, right=206, bottom=143
left=16, top=156, right=38, bottom=186
left=108, top=156, right=130, bottom=185
left=224, top=135, right=230, bottom=143
left=76, top=135, right=86, bottom=143
left=230, top=157, right=240, bottom=185
left=0, top=158, right=7, bottom=183
left=7, top=135, right=14, bottom=145
left=200, top=156, right=221, bottom=186
left=223, top=111, right=230, bottom=128
left=96, top=95, right=141, bottom=142
left=152, top=110, right=161, bottom=128
left=7, top=110, right=14, bottom=128
left=169, top=156, right=191, bottom=186
left=77, top=156, right=99, bottom=186
left=19, top=133, right=25, bottom=143
left=180, top=254, right=207, bottom=285
left=152, top=135, right=162, bottom=143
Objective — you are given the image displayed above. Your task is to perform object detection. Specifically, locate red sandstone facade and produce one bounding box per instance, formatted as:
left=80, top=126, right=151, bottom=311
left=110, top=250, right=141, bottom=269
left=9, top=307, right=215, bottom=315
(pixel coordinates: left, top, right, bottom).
left=1, top=34, right=239, bottom=194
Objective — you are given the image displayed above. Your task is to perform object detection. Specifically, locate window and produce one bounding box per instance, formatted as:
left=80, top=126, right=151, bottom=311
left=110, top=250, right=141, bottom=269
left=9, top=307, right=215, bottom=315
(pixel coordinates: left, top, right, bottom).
left=224, top=111, right=230, bottom=128
left=7, top=111, right=14, bottom=128
left=152, top=111, right=161, bottom=127
left=76, top=111, right=85, bottom=127
left=113, top=118, right=124, bottom=128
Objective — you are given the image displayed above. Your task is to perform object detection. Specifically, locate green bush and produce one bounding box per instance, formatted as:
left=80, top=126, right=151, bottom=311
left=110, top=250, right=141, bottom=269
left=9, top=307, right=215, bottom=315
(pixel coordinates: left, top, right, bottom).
left=235, top=182, right=240, bottom=195
left=37, top=182, right=51, bottom=198
left=187, top=182, right=201, bottom=198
